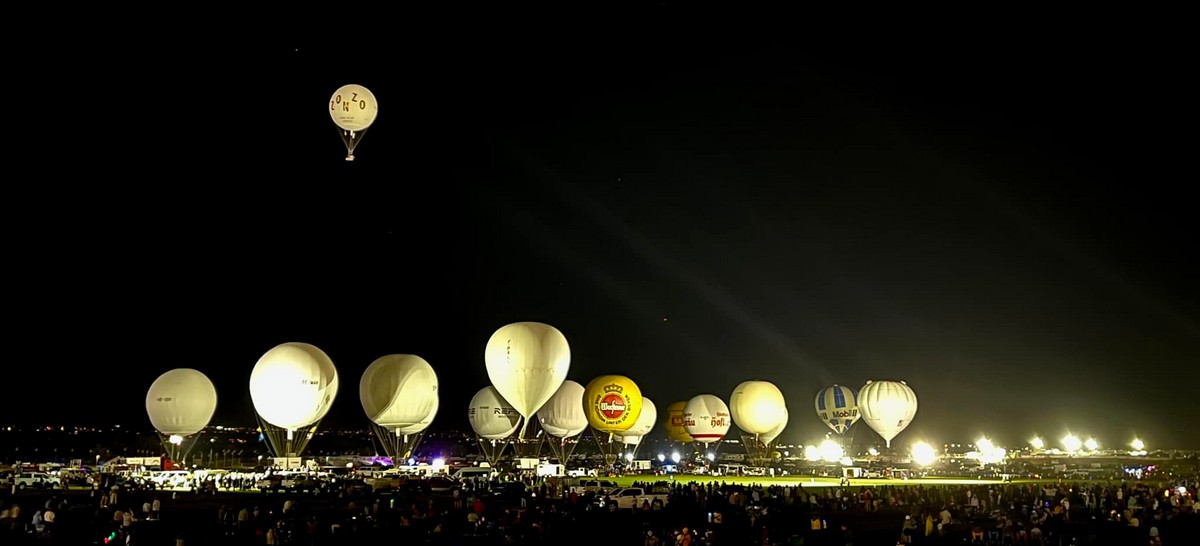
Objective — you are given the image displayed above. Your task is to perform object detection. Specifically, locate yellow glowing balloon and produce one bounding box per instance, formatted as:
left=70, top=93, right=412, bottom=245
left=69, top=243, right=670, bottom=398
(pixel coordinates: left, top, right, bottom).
left=664, top=401, right=695, bottom=443
left=583, top=375, right=642, bottom=434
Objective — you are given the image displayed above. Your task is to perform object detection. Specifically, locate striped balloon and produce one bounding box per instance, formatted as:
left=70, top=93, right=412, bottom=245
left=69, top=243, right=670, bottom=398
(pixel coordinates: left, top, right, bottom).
left=814, top=384, right=860, bottom=435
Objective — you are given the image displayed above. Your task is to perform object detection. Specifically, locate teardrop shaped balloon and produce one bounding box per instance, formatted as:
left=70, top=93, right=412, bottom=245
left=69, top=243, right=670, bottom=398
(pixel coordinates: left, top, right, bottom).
left=857, top=380, right=918, bottom=448
left=249, top=342, right=340, bottom=431
left=683, top=394, right=731, bottom=445
left=617, top=398, right=657, bottom=445
left=484, top=322, right=571, bottom=421
left=467, top=386, right=521, bottom=440
left=664, top=401, right=694, bottom=443
left=359, top=354, right=438, bottom=430
left=583, top=375, right=643, bottom=434
left=730, top=380, right=787, bottom=435
left=537, top=380, right=588, bottom=438
left=814, top=384, right=860, bottom=435
left=146, top=368, right=218, bottom=436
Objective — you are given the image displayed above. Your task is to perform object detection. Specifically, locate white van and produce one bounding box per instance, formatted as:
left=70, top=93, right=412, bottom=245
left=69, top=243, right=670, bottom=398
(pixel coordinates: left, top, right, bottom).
left=452, top=467, right=496, bottom=481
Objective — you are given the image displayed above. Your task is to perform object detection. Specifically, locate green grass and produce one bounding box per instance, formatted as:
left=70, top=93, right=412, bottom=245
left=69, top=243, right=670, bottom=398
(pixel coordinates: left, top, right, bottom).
left=607, top=474, right=1058, bottom=488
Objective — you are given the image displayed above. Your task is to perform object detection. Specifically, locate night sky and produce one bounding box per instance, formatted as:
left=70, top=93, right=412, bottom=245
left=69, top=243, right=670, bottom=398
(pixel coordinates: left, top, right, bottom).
left=8, top=36, right=1197, bottom=450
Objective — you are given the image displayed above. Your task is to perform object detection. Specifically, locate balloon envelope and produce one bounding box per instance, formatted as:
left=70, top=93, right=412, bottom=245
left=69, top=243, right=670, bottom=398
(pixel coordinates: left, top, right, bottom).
left=359, top=354, right=438, bottom=430
left=761, top=408, right=788, bottom=445
left=329, top=84, right=378, bottom=132
left=730, top=380, right=787, bottom=435
left=249, top=342, right=339, bottom=431
left=683, top=394, right=731, bottom=444
left=484, top=322, right=571, bottom=420
left=617, top=398, right=657, bottom=444
left=583, top=375, right=643, bottom=434
left=537, top=380, right=588, bottom=438
left=664, top=401, right=694, bottom=443
left=815, top=384, right=860, bottom=435
left=857, top=380, right=918, bottom=447
left=468, top=386, right=521, bottom=440
left=395, top=396, right=439, bottom=435
left=146, top=368, right=217, bottom=436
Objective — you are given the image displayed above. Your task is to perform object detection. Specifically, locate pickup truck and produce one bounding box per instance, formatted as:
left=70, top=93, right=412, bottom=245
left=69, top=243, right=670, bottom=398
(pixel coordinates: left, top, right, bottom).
left=599, top=487, right=670, bottom=510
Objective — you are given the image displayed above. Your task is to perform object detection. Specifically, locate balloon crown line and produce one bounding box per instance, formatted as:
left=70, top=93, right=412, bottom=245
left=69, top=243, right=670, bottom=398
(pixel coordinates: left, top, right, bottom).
left=603, top=384, right=624, bottom=393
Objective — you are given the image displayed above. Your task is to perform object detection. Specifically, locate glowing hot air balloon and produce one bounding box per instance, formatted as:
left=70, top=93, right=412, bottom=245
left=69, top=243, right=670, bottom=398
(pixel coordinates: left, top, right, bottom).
left=468, top=386, right=522, bottom=466
left=664, top=401, right=695, bottom=444
left=617, top=398, right=657, bottom=445
left=485, top=322, right=571, bottom=440
left=329, top=83, right=378, bottom=161
left=537, top=380, right=588, bottom=439
left=249, top=342, right=339, bottom=457
left=683, top=394, right=731, bottom=445
left=583, top=375, right=643, bottom=435
left=730, top=380, right=787, bottom=436
left=814, top=384, right=860, bottom=435
left=857, top=380, right=918, bottom=448
left=360, top=354, right=439, bottom=461
left=146, top=368, right=217, bottom=464
left=761, top=408, right=788, bottom=446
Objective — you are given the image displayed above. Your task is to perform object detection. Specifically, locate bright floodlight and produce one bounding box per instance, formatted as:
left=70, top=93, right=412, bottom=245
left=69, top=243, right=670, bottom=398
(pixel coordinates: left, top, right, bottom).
left=1030, top=437, right=1045, bottom=450
left=1131, top=438, right=1145, bottom=451
left=168, top=434, right=184, bottom=446
left=911, top=442, right=937, bottom=466
left=706, top=452, right=715, bottom=461
left=625, top=453, right=634, bottom=462
left=432, top=458, right=445, bottom=467
left=1062, top=434, right=1082, bottom=453
left=671, top=452, right=681, bottom=463
left=868, top=447, right=879, bottom=456
left=657, top=453, right=666, bottom=462
left=976, top=438, right=994, bottom=453
left=818, top=439, right=844, bottom=463
left=804, top=445, right=821, bottom=462
left=839, top=456, right=853, bottom=466
left=1084, top=438, right=1099, bottom=451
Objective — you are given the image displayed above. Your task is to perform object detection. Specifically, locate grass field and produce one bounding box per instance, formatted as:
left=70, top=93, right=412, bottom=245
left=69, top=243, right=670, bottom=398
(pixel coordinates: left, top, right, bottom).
left=607, top=474, right=1054, bottom=488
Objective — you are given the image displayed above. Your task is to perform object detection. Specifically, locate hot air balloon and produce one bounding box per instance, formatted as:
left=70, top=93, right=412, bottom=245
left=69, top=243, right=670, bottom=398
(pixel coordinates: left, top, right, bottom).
left=360, top=354, right=439, bottom=461
left=664, top=401, right=695, bottom=444
left=857, top=380, right=918, bottom=448
left=616, top=398, right=657, bottom=459
left=329, top=83, right=378, bottom=161
left=730, top=380, right=786, bottom=464
left=537, top=380, right=588, bottom=463
left=683, top=394, right=731, bottom=446
left=485, top=321, right=570, bottom=442
left=468, top=386, right=521, bottom=465
left=146, top=368, right=217, bottom=464
left=815, top=384, right=860, bottom=437
left=249, top=342, right=339, bottom=457
left=730, top=380, right=787, bottom=435
left=761, top=408, right=788, bottom=446
left=583, top=375, right=643, bottom=466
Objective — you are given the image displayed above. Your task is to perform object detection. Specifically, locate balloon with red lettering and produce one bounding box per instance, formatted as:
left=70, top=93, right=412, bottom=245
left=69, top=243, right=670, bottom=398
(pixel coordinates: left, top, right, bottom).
left=683, top=394, right=731, bottom=445
left=583, top=375, right=642, bottom=434
left=663, top=401, right=694, bottom=443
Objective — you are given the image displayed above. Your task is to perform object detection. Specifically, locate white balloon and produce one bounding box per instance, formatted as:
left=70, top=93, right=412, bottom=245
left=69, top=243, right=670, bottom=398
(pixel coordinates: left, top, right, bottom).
left=617, top=398, right=657, bottom=445
left=760, top=408, right=788, bottom=445
left=359, top=354, right=438, bottom=430
left=683, top=394, right=731, bottom=445
left=468, top=386, right=521, bottom=440
left=329, top=84, right=378, bottom=132
left=536, top=380, right=588, bottom=438
left=146, top=368, right=217, bottom=436
left=396, top=396, right=439, bottom=435
left=857, top=380, right=918, bottom=448
left=249, top=342, right=339, bottom=431
left=484, top=322, right=570, bottom=420
left=730, top=380, right=787, bottom=435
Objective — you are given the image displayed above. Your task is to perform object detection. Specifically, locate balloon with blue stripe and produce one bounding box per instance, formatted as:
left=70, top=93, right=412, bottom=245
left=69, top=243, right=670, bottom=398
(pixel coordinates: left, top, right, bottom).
left=814, top=384, right=860, bottom=435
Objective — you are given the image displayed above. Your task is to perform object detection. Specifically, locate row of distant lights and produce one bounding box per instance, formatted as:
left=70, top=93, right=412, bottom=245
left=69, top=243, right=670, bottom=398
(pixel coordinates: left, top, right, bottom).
left=905, top=436, right=1150, bottom=467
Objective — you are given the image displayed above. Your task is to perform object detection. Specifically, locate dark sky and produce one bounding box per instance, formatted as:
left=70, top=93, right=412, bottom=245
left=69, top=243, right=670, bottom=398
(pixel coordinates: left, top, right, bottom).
left=7, top=34, right=1197, bottom=450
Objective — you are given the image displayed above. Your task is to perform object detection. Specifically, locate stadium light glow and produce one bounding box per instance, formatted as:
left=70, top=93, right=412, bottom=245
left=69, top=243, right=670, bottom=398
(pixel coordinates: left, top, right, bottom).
left=1131, top=438, right=1145, bottom=451
left=1084, top=438, right=1099, bottom=451
left=804, top=445, right=821, bottom=462
left=1030, top=437, right=1045, bottom=450
left=818, top=439, right=844, bottom=463
left=911, top=442, right=937, bottom=466
left=1062, top=434, right=1082, bottom=453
